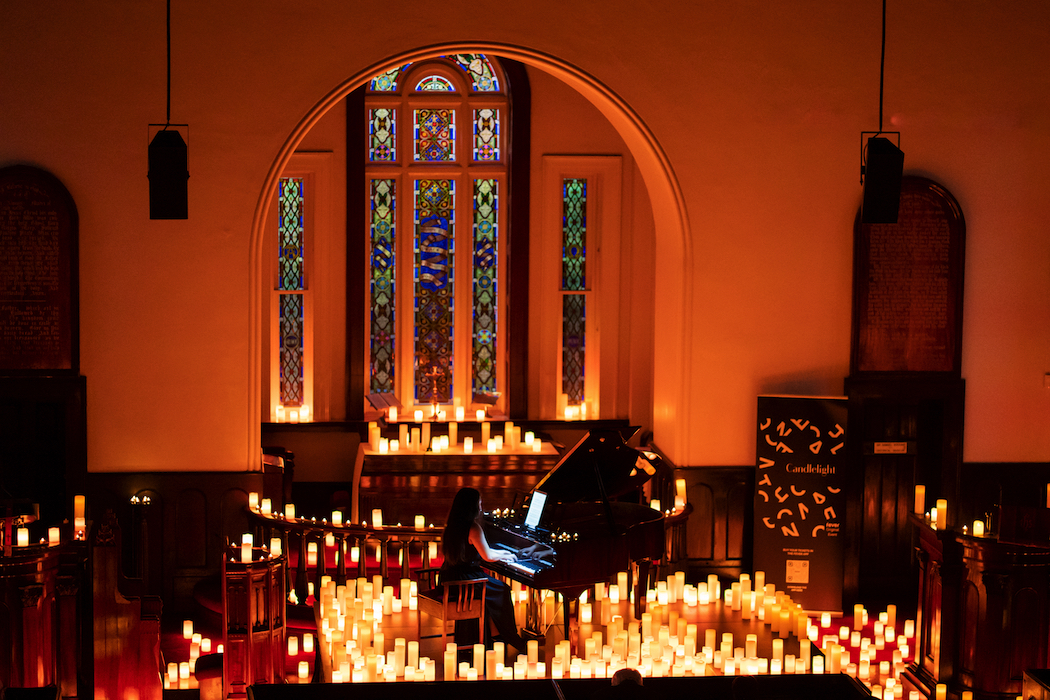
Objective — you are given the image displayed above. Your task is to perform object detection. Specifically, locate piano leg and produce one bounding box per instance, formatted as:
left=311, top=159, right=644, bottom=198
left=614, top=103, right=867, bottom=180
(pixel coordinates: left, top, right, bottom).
left=634, top=559, right=651, bottom=621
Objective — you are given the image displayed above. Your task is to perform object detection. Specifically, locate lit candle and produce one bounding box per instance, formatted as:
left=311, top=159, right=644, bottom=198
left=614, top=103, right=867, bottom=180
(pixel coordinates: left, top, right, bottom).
left=303, top=632, right=314, bottom=653
left=415, top=515, right=425, bottom=530
left=298, top=661, right=309, bottom=681
left=48, top=527, right=60, bottom=545
left=481, top=421, right=490, bottom=445
left=935, top=684, right=947, bottom=700
left=936, top=499, right=948, bottom=529
left=276, top=405, right=285, bottom=422
left=307, top=542, right=317, bottom=566
left=285, top=503, right=295, bottom=520
left=241, top=533, right=253, bottom=563
left=260, top=498, right=271, bottom=515
left=449, top=422, right=457, bottom=445
left=183, top=620, right=194, bottom=639
left=476, top=409, right=485, bottom=421
left=414, top=409, right=423, bottom=422
left=914, top=485, right=925, bottom=515
left=289, top=409, right=299, bottom=423
left=650, top=499, right=661, bottom=512
left=390, top=439, right=399, bottom=452
left=288, top=636, right=298, bottom=655
left=74, top=516, right=85, bottom=538
left=973, top=519, right=985, bottom=537
left=372, top=509, right=383, bottom=528
left=455, top=406, right=465, bottom=422
left=464, top=437, right=473, bottom=453
left=300, top=405, right=311, bottom=422
left=379, top=437, right=389, bottom=454
left=17, top=526, right=30, bottom=547
left=73, top=494, right=85, bottom=519
left=675, top=478, right=687, bottom=510
left=533, top=438, right=542, bottom=452
left=389, top=406, right=398, bottom=422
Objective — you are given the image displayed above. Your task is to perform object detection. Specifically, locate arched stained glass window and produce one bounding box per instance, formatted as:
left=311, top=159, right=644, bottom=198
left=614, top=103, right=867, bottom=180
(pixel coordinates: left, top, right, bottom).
left=365, top=55, right=508, bottom=411
left=415, top=75, right=455, bottom=92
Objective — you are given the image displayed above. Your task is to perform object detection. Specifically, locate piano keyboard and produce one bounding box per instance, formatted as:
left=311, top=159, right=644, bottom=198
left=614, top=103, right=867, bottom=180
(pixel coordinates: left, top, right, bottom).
left=504, top=559, right=545, bottom=576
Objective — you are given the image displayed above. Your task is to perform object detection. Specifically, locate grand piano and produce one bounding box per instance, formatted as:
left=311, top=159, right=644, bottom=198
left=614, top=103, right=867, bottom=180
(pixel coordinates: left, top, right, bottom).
left=481, top=428, right=666, bottom=637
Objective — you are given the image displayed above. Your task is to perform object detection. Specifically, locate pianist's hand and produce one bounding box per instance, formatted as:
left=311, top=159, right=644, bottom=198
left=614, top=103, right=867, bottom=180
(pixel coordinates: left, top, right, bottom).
left=496, top=550, right=518, bottom=563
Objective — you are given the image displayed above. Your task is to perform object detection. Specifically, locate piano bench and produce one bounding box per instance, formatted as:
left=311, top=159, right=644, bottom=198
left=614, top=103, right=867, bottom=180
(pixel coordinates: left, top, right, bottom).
left=416, top=577, right=487, bottom=651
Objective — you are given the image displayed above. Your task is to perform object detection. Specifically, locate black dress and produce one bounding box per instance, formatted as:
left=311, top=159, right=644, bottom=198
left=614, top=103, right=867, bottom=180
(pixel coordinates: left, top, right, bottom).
left=439, top=542, right=523, bottom=648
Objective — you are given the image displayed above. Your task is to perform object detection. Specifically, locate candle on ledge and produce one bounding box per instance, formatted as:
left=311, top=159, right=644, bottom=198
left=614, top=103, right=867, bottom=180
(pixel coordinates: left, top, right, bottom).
left=74, top=517, right=86, bottom=539
left=464, top=436, right=473, bottom=453
left=332, top=510, right=343, bottom=526
left=276, top=405, right=285, bottom=422
left=74, top=494, right=86, bottom=519
left=48, top=527, right=60, bottom=545
left=414, top=409, right=423, bottom=423
left=379, top=437, right=389, bottom=454
left=533, top=438, right=542, bottom=452
left=913, top=484, right=925, bottom=515
left=481, top=421, right=490, bottom=445
left=935, top=499, right=948, bottom=529
left=973, top=519, right=985, bottom=536
left=390, top=439, right=399, bottom=452
left=17, top=527, right=29, bottom=547
left=241, top=533, right=253, bottom=563
left=930, top=507, right=938, bottom=529
left=415, top=515, right=425, bottom=530
left=300, top=404, right=311, bottom=422
left=389, top=406, right=398, bottom=422
left=476, top=409, right=485, bottom=421
left=289, top=409, right=299, bottom=423
left=248, top=492, right=259, bottom=510
left=372, top=508, right=383, bottom=528
left=270, top=537, right=282, bottom=556
left=260, top=498, right=271, bottom=515
left=455, top=406, right=465, bottom=422
left=285, top=503, right=296, bottom=520
left=449, top=422, right=458, bottom=445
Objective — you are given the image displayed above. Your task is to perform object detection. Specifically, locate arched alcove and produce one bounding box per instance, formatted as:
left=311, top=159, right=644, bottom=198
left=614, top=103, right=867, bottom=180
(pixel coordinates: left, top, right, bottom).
left=248, top=43, right=694, bottom=468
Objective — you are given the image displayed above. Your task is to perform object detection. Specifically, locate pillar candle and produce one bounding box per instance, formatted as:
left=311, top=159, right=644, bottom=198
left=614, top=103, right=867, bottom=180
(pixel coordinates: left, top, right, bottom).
left=260, top=498, right=271, bottom=515
left=463, top=436, right=473, bottom=453
left=73, top=494, right=85, bottom=519
left=388, top=406, right=397, bottom=422
left=47, top=526, right=60, bottom=545
left=410, top=427, right=420, bottom=450
left=372, top=509, right=383, bottom=528
left=914, top=485, right=925, bottom=515
left=481, top=422, right=490, bottom=445
left=449, top=422, right=458, bottom=445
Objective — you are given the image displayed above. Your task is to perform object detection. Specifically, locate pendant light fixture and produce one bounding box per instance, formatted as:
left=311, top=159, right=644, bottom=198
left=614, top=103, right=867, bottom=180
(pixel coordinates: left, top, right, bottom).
left=148, top=0, right=189, bottom=219
left=860, top=0, right=904, bottom=224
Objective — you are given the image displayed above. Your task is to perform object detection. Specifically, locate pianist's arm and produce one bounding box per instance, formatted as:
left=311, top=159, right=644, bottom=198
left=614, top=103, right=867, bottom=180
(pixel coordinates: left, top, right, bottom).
left=469, top=523, right=518, bottom=563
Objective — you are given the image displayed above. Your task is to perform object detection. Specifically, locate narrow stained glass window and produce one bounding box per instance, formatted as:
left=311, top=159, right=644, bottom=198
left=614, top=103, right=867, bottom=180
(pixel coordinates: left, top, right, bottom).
left=369, top=108, right=396, bottom=162
left=414, top=109, right=456, bottom=162
left=472, top=179, right=498, bottom=396
left=561, top=178, right=587, bottom=404
left=473, top=109, right=500, bottom=162
left=414, top=179, right=455, bottom=403
left=370, top=179, right=396, bottom=393
left=278, top=177, right=305, bottom=406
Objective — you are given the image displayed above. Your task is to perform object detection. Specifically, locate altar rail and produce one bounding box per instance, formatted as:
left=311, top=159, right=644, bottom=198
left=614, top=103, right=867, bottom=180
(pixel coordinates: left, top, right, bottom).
left=245, top=507, right=444, bottom=603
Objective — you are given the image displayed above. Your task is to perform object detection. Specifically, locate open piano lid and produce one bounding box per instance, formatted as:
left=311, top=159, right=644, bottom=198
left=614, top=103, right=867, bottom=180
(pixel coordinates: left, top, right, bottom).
left=532, top=427, right=658, bottom=503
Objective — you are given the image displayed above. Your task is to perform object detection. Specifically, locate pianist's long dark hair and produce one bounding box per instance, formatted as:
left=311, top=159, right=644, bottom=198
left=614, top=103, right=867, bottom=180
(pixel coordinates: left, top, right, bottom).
left=442, top=487, right=482, bottom=566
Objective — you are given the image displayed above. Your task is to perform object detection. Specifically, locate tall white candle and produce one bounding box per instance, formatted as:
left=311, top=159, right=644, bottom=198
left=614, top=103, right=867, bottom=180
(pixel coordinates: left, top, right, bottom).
left=389, top=406, right=397, bottom=422
left=17, top=527, right=29, bottom=547
left=73, top=494, right=85, bottom=519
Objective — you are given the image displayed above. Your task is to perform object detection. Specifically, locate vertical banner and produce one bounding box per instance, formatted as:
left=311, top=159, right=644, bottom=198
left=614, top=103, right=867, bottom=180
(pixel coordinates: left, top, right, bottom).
left=754, top=395, right=847, bottom=612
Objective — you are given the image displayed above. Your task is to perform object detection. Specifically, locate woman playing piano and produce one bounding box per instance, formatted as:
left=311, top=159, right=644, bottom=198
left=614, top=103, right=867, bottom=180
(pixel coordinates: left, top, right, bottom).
left=441, top=487, right=528, bottom=650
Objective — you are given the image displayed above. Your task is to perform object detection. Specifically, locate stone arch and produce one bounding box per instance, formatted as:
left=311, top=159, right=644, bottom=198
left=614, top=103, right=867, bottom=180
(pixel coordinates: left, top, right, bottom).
left=248, top=43, right=694, bottom=467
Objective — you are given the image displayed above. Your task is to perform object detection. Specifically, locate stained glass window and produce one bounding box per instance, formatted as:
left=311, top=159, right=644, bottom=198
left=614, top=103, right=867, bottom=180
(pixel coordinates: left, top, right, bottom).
left=561, top=178, right=587, bottom=404
left=365, top=55, right=507, bottom=409
left=414, top=109, right=455, bottom=161
left=448, top=54, right=500, bottom=92
left=369, top=108, right=396, bottom=162
left=473, top=109, right=500, bottom=162
left=370, top=65, right=408, bottom=92
left=472, top=179, right=498, bottom=396
left=561, top=179, right=587, bottom=291
left=370, top=179, right=396, bottom=393
left=278, top=177, right=305, bottom=406
left=415, top=75, right=455, bottom=92
left=414, top=179, right=455, bottom=404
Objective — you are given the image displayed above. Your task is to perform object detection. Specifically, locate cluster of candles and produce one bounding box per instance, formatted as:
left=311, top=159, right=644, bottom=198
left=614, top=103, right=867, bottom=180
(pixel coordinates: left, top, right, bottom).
left=163, top=619, right=223, bottom=690
left=274, top=404, right=311, bottom=423
left=10, top=494, right=86, bottom=548
left=366, top=420, right=543, bottom=455
left=302, top=566, right=918, bottom=685
left=556, top=393, right=595, bottom=421
left=915, top=485, right=990, bottom=536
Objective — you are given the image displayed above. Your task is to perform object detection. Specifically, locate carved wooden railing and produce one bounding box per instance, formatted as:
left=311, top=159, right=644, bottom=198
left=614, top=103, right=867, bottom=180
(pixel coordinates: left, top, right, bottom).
left=244, top=506, right=444, bottom=603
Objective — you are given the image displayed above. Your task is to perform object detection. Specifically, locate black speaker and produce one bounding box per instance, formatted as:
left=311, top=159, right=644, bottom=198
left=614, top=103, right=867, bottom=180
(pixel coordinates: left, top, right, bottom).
left=148, top=129, right=188, bottom=219
left=861, top=136, right=904, bottom=224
